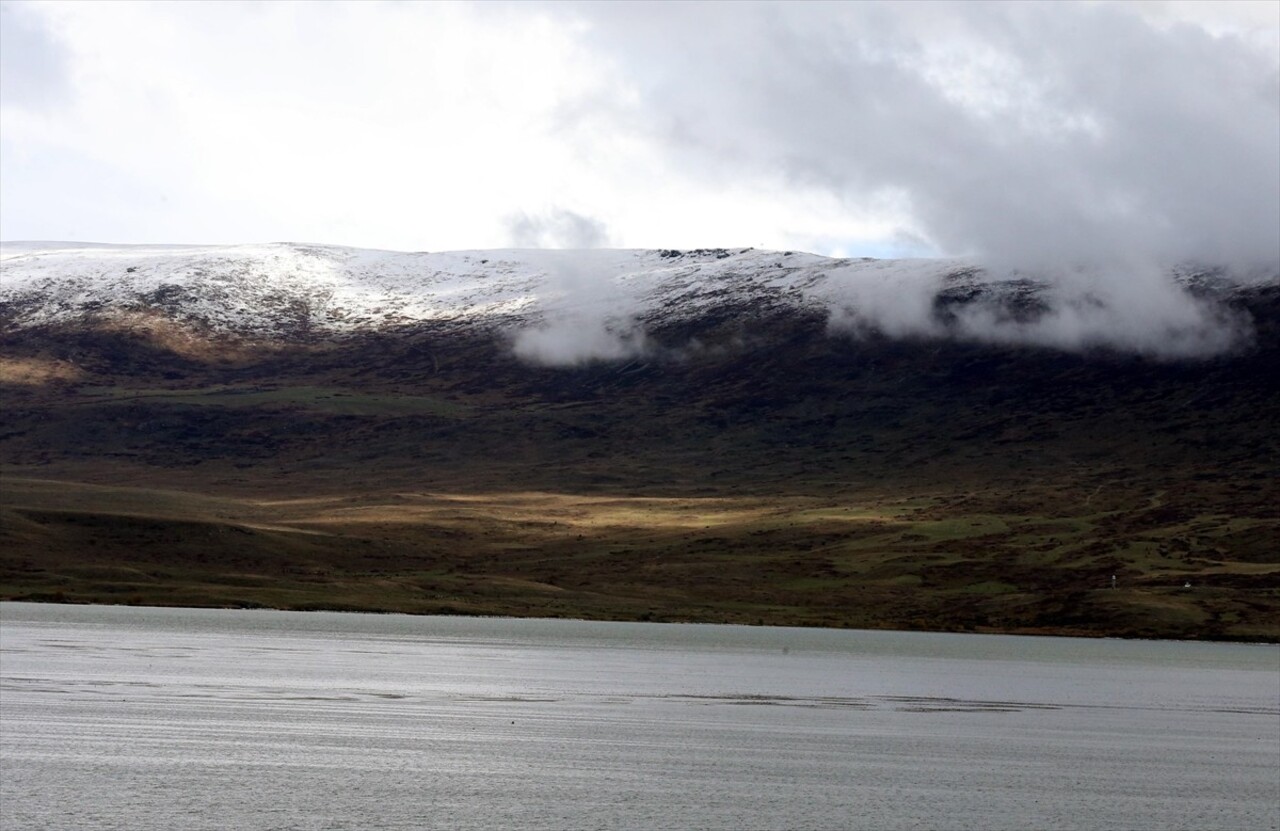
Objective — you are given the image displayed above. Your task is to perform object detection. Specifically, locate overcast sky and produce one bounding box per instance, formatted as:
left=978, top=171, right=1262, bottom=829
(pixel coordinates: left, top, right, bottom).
left=2, top=0, right=1277, bottom=264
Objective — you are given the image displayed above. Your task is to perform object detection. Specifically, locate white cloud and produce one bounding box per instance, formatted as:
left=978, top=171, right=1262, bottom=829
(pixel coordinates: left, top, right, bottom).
left=505, top=208, right=611, bottom=249
left=1, top=1, right=611, bottom=248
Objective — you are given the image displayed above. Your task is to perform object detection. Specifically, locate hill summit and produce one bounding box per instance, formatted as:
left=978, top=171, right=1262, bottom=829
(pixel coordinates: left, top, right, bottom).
left=3, top=241, right=1271, bottom=359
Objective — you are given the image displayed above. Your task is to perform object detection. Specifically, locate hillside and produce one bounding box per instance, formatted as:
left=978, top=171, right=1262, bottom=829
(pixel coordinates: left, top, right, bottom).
left=1, top=243, right=1277, bottom=639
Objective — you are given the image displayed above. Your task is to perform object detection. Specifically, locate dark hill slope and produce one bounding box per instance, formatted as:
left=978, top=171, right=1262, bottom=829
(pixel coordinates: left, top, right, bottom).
left=1, top=286, right=1277, bottom=639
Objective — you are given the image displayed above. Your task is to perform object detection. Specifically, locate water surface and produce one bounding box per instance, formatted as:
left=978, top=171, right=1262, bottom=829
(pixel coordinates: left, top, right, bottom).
left=2, top=603, right=1276, bottom=830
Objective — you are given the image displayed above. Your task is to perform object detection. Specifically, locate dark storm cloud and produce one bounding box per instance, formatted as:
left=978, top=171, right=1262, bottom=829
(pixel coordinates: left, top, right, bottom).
left=564, top=1, right=1279, bottom=270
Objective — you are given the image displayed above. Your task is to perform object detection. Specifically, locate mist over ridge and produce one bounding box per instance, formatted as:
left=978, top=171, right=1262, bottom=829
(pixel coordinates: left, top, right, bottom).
left=2, top=241, right=1276, bottom=367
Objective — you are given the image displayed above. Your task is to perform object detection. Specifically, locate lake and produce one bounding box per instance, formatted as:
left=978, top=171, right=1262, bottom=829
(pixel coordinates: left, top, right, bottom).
left=1, top=602, right=1276, bottom=830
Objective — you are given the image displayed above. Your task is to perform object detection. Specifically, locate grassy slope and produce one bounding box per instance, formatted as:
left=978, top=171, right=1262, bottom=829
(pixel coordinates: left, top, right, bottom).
left=1, top=304, right=1277, bottom=639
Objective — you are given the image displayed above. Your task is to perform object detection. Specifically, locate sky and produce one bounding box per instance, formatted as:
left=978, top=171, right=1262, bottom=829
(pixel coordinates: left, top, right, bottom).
left=1, top=0, right=1278, bottom=265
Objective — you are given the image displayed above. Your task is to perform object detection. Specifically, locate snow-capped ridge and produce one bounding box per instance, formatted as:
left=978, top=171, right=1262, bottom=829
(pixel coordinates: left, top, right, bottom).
left=0, top=242, right=1271, bottom=361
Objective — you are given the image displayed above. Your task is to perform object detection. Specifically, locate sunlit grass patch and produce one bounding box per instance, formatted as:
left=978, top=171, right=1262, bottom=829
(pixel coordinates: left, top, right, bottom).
left=0, top=356, right=85, bottom=385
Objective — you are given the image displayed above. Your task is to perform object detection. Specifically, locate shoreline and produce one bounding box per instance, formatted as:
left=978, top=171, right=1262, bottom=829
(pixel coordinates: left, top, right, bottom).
left=5, top=597, right=1275, bottom=645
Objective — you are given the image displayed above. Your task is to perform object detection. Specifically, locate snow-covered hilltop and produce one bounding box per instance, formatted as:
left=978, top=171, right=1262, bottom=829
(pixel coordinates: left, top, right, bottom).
left=0, top=242, right=894, bottom=335
left=0, top=241, right=1271, bottom=360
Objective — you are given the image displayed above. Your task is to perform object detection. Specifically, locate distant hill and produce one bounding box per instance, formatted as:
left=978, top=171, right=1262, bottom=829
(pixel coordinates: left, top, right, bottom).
left=2, top=243, right=1277, bottom=639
